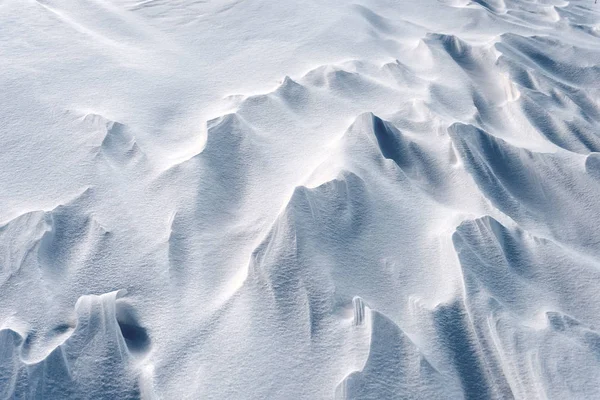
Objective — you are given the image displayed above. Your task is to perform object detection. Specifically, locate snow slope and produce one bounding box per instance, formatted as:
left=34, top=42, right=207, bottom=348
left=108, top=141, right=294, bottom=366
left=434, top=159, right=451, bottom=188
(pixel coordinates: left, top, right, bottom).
left=1, top=0, right=600, bottom=398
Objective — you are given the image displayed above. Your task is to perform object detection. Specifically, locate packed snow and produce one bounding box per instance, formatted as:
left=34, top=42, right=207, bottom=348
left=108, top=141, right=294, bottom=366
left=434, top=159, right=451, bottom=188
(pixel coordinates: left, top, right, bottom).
left=1, top=0, right=600, bottom=398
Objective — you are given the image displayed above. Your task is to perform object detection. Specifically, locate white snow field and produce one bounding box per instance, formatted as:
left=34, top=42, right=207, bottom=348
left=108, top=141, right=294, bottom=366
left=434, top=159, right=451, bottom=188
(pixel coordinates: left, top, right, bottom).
left=1, top=0, right=600, bottom=398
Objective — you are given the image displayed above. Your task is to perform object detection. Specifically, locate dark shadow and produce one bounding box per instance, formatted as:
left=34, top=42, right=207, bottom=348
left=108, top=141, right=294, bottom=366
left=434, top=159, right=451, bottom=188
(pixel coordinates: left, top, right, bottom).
left=116, top=303, right=151, bottom=354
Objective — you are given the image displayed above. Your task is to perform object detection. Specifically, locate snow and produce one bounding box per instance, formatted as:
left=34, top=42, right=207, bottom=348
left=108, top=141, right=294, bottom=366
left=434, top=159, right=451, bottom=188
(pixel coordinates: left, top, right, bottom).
left=1, top=0, right=600, bottom=398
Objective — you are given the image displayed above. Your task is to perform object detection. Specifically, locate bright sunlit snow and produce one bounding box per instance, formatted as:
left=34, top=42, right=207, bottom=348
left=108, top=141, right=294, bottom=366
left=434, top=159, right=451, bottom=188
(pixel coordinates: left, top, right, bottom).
left=1, top=0, right=600, bottom=398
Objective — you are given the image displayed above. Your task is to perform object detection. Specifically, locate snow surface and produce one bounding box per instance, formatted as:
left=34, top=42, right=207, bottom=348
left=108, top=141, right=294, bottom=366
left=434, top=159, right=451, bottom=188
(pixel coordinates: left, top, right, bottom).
left=1, top=0, right=600, bottom=398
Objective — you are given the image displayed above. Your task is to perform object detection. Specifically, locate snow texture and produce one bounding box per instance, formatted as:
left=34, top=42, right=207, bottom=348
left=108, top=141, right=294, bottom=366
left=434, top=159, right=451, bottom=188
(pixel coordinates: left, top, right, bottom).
left=1, top=0, right=600, bottom=398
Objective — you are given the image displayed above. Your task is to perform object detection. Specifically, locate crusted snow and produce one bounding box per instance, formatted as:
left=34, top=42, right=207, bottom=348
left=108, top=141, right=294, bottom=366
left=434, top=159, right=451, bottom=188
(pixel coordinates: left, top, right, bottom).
left=1, top=0, right=600, bottom=398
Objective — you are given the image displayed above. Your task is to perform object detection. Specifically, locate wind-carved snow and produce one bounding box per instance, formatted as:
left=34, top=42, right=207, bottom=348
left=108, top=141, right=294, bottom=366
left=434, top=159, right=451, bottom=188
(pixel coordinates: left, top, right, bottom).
left=1, top=0, right=600, bottom=398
